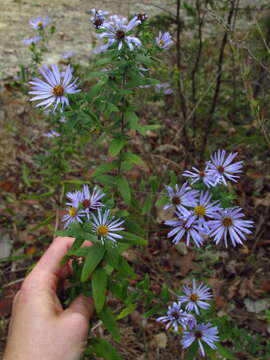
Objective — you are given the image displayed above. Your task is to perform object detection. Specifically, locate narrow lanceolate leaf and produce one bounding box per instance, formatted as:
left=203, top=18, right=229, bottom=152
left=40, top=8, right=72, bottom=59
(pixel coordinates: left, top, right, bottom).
left=92, top=160, right=118, bottom=177
left=109, top=138, right=126, bottom=157
left=120, top=231, right=147, bottom=246
left=81, top=245, right=106, bottom=282
left=92, top=267, right=108, bottom=313
left=123, top=152, right=145, bottom=166
left=126, top=111, right=139, bottom=129
left=86, top=338, right=123, bottom=360
left=142, top=194, right=153, bottom=215
left=117, top=176, right=131, bottom=206
left=116, top=303, right=137, bottom=320
left=99, top=306, right=120, bottom=342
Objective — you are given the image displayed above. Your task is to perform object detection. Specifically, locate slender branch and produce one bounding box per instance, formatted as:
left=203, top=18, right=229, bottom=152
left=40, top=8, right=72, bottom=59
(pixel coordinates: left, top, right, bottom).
left=117, top=70, right=127, bottom=176
left=200, top=0, right=237, bottom=160
left=191, top=0, right=205, bottom=106
left=176, top=0, right=187, bottom=121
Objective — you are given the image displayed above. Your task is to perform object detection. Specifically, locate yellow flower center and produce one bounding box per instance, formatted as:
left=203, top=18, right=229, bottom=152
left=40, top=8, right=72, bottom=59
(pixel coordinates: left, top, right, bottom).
left=53, top=85, right=64, bottom=97
left=190, top=293, right=199, bottom=302
left=69, top=207, right=77, bottom=217
left=97, top=225, right=109, bottom=236
left=38, top=21, right=43, bottom=28
left=159, top=40, right=165, bottom=46
left=223, top=217, right=233, bottom=227
left=194, top=205, right=206, bottom=217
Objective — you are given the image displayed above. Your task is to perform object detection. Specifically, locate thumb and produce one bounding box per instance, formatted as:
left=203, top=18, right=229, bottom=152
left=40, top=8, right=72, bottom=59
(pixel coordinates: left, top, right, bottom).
left=65, top=295, right=94, bottom=321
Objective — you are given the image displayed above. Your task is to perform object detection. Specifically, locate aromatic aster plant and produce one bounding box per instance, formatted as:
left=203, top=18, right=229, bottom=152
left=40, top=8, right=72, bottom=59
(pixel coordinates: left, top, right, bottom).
left=24, top=7, right=255, bottom=360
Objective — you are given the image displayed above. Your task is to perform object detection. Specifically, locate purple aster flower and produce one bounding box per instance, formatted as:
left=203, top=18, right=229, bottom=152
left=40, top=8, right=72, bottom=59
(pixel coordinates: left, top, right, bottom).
left=165, top=207, right=205, bottom=247
left=29, top=64, right=80, bottom=111
left=155, top=83, right=173, bottom=95
left=90, top=8, right=109, bottom=29
left=207, top=150, right=243, bottom=185
left=163, top=183, right=198, bottom=211
left=96, top=16, right=141, bottom=51
left=208, top=207, right=253, bottom=247
left=92, top=209, right=125, bottom=244
left=81, top=185, right=105, bottom=218
left=23, top=36, right=42, bottom=45
left=62, top=198, right=85, bottom=229
left=59, top=116, right=66, bottom=123
left=29, top=16, right=49, bottom=30
left=63, top=51, right=76, bottom=59
left=183, top=165, right=216, bottom=187
left=193, top=191, right=221, bottom=227
left=156, top=31, right=173, bottom=49
left=181, top=322, right=219, bottom=357
left=157, top=302, right=195, bottom=332
left=179, top=280, right=212, bottom=315
left=65, top=190, right=83, bottom=207
left=44, top=130, right=60, bottom=138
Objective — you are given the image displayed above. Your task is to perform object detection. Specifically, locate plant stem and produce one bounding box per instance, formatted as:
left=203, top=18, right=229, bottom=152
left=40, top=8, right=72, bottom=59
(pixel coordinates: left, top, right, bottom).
left=117, top=69, right=127, bottom=176
left=200, top=0, right=236, bottom=161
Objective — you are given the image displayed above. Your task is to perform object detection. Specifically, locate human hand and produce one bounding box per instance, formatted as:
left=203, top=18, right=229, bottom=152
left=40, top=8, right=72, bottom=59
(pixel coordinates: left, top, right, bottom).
left=3, top=236, right=94, bottom=360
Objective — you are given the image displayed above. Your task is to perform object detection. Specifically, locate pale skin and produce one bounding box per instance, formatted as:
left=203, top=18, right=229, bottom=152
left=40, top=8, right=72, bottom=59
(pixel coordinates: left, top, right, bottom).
left=3, top=236, right=94, bottom=360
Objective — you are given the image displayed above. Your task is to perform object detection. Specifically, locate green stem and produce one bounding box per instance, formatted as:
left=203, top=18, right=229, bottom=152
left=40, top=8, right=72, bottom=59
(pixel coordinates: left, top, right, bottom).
left=117, top=69, right=127, bottom=176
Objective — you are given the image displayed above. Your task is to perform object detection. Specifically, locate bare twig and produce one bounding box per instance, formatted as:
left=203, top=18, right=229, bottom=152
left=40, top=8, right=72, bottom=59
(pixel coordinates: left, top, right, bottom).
left=200, top=0, right=237, bottom=160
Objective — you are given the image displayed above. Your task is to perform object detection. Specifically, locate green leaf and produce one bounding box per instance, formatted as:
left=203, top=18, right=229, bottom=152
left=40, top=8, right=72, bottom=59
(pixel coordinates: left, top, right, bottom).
left=99, top=306, right=120, bottom=342
left=160, top=284, right=170, bottom=303
left=117, top=176, right=131, bottom=206
left=184, top=341, right=199, bottom=360
left=28, top=215, right=54, bottom=231
left=87, top=81, right=104, bottom=99
left=86, top=71, right=106, bottom=79
left=116, top=303, right=137, bottom=320
left=144, top=304, right=161, bottom=318
left=142, top=194, right=153, bottom=215
left=120, top=231, right=147, bottom=246
left=126, top=111, right=139, bottom=129
left=123, top=152, right=145, bottom=166
left=95, top=57, right=112, bottom=67
left=216, top=344, right=236, bottom=359
left=104, top=103, right=120, bottom=118
left=138, top=274, right=150, bottom=290
left=81, top=245, right=106, bottom=282
left=62, top=179, right=91, bottom=185
left=135, top=54, right=154, bottom=66
left=109, top=138, right=126, bottom=157
left=92, top=160, right=118, bottom=177
left=117, top=258, right=136, bottom=279
left=95, top=174, right=116, bottom=186
left=22, top=165, right=32, bottom=187
left=92, top=267, right=108, bottom=313
left=105, top=249, right=136, bottom=279
left=86, top=338, right=123, bottom=360
left=67, top=247, right=90, bottom=257
left=22, top=191, right=54, bottom=200
left=137, top=124, right=161, bottom=135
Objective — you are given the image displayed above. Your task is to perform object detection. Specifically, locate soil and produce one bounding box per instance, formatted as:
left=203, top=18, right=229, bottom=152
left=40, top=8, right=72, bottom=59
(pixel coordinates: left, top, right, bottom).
left=0, top=0, right=166, bottom=80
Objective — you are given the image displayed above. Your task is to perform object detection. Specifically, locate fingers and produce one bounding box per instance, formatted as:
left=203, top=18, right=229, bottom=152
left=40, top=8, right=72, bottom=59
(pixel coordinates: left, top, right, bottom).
left=22, top=237, right=92, bottom=293
left=34, top=237, right=75, bottom=275
left=65, top=295, right=94, bottom=321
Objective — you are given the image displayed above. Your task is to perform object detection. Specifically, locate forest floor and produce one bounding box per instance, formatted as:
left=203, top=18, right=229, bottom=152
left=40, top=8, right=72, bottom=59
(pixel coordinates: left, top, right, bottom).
left=1, top=79, right=270, bottom=359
